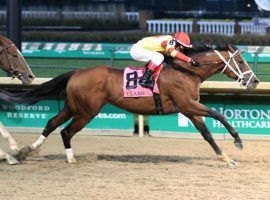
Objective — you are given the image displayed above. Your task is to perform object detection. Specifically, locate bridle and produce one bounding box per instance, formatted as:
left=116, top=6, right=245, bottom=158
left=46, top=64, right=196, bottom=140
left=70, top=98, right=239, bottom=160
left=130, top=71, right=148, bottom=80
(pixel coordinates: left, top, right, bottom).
left=214, top=49, right=255, bottom=86
left=0, top=43, right=22, bottom=79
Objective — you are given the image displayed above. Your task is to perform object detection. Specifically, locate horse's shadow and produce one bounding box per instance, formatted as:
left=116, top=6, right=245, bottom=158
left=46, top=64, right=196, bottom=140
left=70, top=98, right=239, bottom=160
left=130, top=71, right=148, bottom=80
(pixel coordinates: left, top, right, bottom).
left=37, top=153, right=213, bottom=164
left=98, top=154, right=198, bottom=163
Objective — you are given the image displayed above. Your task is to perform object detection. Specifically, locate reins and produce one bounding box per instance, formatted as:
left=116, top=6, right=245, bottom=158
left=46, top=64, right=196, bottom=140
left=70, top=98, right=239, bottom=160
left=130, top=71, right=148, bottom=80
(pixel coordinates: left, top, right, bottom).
left=199, top=60, right=223, bottom=65
left=168, top=62, right=205, bottom=82
left=170, top=47, right=254, bottom=86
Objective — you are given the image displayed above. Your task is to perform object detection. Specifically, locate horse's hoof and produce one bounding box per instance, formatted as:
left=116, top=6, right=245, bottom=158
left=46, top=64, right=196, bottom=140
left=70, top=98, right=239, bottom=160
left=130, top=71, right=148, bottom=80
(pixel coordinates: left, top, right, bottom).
left=67, top=158, right=77, bottom=163
left=14, top=145, right=32, bottom=161
left=234, top=141, right=243, bottom=150
left=28, top=146, right=41, bottom=157
left=228, top=160, right=238, bottom=168
left=7, top=156, right=20, bottom=165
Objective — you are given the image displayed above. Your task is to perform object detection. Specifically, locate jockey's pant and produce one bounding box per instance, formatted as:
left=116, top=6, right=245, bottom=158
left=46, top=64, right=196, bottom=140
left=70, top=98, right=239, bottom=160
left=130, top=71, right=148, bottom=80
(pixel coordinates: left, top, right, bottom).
left=130, top=44, right=164, bottom=66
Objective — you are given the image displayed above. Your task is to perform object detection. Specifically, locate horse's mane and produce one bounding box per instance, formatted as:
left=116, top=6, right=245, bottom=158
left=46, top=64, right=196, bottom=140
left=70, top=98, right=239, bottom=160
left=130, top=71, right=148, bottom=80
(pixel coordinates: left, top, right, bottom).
left=163, top=43, right=238, bottom=81
left=164, top=42, right=238, bottom=64
left=0, top=35, right=12, bottom=46
left=182, top=42, right=238, bottom=56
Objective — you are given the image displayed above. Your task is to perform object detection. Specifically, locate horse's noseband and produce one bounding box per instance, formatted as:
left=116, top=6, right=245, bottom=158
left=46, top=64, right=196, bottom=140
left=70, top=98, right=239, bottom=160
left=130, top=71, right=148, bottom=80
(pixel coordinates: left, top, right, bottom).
left=214, top=49, right=254, bottom=87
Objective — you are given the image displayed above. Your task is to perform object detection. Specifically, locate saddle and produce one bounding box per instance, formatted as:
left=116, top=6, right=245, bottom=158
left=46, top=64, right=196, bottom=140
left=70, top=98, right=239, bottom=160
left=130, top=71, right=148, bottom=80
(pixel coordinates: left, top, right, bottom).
left=123, top=65, right=163, bottom=114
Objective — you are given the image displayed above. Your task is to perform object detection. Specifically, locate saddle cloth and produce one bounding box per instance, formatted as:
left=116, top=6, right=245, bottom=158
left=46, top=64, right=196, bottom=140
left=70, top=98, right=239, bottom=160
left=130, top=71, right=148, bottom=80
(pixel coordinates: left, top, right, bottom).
left=123, top=65, right=162, bottom=97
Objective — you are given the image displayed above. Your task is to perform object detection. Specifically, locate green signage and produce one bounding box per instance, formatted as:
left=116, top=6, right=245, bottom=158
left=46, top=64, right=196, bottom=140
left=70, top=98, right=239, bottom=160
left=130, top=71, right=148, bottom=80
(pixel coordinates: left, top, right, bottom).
left=0, top=100, right=134, bottom=131
left=86, top=105, right=134, bottom=130
left=21, top=42, right=270, bottom=62
left=1, top=98, right=270, bottom=136
left=59, top=101, right=134, bottom=130
left=22, top=42, right=131, bottom=59
left=149, top=101, right=270, bottom=135
left=0, top=100, right=59, bottom=127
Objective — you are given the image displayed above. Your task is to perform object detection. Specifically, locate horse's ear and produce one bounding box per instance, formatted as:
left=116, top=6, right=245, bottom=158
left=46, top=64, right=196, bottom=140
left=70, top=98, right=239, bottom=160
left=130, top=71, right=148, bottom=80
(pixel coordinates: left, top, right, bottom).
left=240, top=49, right=245, bottom=54
left=227, top=45, right=235, bottom=53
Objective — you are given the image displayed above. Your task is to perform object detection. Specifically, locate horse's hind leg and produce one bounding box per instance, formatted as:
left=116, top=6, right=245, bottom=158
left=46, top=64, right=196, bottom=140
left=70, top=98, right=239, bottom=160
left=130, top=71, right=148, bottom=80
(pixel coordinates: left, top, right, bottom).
left=189, top=116, right=237, bottom=167
left=0, top=122, right=19, bottom=152
left=0, top=147, right=19, bottom=165
left=60, top=115, right=92, bottom=163
left=31, top=104, right=73, bottom=150
left=16, top=104, right=73, bottom=161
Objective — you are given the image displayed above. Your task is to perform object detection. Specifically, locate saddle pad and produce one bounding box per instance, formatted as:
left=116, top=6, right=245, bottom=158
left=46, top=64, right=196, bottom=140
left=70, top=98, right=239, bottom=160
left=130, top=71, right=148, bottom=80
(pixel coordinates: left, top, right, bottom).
left=123, top=66, right=161, bottom=97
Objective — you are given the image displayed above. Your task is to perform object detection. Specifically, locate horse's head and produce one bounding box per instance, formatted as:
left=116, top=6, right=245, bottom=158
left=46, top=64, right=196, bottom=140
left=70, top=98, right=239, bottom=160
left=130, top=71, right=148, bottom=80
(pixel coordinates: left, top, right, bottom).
left=0, top=35, right=35, bottom=84
left=214, top=45, right=259, bottom=89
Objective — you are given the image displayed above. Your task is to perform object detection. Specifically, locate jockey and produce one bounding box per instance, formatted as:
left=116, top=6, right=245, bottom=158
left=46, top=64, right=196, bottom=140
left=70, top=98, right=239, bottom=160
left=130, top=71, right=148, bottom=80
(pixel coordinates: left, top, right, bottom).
left=130, top=32, right=200, bottom=89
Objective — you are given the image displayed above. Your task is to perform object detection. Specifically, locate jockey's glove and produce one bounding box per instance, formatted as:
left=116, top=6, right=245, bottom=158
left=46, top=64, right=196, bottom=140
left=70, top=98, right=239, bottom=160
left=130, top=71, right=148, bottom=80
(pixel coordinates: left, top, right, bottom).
left=190, top=60, right=201, bottom=67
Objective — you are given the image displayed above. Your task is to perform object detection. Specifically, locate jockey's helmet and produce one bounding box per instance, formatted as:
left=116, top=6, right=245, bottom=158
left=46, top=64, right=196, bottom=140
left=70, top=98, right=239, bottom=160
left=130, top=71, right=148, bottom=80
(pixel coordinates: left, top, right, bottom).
left=173, top=32, right=192, bottom=48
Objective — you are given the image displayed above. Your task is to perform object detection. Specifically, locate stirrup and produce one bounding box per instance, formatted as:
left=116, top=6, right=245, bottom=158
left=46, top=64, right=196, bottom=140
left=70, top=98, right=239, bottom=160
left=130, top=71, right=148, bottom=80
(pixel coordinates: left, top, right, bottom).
left=138, top=79, right=154, bottom=90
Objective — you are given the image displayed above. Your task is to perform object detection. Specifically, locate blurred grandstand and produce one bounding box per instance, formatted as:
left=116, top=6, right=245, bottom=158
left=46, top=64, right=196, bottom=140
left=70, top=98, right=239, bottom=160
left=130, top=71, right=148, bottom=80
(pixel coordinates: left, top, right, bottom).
left=0, top=0, right=268, bottom=81
left=0, top=0, right=268, bottom=19
left=0, top=0, right=269, bottom=79
left=0, top=0, right=269, bottom=32
left=0, top=0, right=270, bottom=136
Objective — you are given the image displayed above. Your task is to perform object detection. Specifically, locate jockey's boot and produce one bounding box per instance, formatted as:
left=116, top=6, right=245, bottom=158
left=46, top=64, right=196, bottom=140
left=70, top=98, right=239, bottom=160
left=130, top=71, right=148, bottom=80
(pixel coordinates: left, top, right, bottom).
left=139, top=63, right=158, bottom=89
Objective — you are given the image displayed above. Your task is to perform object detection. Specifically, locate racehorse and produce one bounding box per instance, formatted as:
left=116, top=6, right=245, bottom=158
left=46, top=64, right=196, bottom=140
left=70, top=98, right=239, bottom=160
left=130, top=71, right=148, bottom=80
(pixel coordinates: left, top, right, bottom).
left=0, top=44, right=259, bottom=166
left=0, top=35, right=35, bottom=164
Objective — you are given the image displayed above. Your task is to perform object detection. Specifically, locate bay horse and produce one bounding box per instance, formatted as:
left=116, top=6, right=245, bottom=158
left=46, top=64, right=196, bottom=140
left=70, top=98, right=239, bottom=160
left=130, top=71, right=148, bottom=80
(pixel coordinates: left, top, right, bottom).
left=0, top=35, right=35, bottom=164
left=0, top=44, right=259, bottom=166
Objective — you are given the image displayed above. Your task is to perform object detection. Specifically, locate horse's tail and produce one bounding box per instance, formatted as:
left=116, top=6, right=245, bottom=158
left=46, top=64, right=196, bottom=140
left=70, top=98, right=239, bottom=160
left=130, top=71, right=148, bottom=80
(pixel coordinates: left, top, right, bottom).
left=0, top=71, right=75, bottom=104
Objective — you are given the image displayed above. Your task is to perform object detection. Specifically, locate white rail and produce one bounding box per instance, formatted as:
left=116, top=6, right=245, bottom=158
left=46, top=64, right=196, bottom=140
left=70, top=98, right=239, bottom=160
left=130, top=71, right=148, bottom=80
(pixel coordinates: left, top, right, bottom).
left=0, top=78, right=269, bottom=94
left=0, top=11, right=139, bottom=21
left=146, top=20, right=193, bottom=34
left=197, top=21, right=235, bottom=35
left=147, top=20, right=269, bottom=35
left=239, top=22, right=268, bottom=35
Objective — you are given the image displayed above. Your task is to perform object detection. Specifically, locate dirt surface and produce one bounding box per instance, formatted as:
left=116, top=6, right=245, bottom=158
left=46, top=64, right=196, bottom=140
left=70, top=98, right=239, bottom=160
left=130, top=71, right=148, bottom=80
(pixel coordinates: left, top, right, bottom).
left=0, top=133, right=270, bottom=200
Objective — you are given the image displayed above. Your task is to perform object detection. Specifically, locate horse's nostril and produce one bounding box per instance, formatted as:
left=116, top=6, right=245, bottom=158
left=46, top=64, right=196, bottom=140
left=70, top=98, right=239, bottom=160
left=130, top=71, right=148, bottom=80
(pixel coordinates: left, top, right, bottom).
left=28, top=75, right=34, bottom=79
left=254, top=79, right=260, bottom=84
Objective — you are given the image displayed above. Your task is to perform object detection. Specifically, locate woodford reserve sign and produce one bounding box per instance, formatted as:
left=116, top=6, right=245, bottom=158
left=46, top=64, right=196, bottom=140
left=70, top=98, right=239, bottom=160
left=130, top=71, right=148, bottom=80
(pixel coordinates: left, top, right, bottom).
left=0, top=100, right=134, bottom=131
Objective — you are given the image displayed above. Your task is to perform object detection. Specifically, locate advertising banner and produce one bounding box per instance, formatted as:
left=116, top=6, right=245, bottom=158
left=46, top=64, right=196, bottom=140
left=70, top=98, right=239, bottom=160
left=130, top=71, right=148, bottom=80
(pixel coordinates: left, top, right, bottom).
left=149, top=101, right=270, bottom=135
left=0, top=100, right=134, bottom=131
left=0, top=100, right=59, bottom=127
left=21, top=42, right=270, bottom=62
left=22, top=42, right=131, bottom=59
left=59, top=101, right=134, bottom=130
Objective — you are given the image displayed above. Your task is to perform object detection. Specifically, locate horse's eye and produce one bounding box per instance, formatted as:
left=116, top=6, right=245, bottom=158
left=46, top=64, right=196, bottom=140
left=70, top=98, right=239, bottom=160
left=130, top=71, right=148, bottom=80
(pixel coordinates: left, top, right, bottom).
left=239, top=60, right=243, bottom=64
left=13, top=54, right=19, bottom=59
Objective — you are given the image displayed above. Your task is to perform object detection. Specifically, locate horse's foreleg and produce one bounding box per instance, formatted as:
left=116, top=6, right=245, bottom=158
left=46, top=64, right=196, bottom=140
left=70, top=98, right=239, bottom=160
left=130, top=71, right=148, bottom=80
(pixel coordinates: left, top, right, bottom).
left=186, top=100, right=243, bottom=150
left=0, top=122, right=19, bottom=152
left=0, top=147, right=19, bottom=165
left=209, top=110, right=243, bottom=149
left=188, top=115, right=237, bottom=167
left=61, top=115, right=91, bottom=163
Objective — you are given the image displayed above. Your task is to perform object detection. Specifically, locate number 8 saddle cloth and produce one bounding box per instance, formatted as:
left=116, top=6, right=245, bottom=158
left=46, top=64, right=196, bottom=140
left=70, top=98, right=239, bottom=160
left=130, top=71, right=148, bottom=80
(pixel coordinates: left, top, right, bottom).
left=123, top=65, right=162, bottom=97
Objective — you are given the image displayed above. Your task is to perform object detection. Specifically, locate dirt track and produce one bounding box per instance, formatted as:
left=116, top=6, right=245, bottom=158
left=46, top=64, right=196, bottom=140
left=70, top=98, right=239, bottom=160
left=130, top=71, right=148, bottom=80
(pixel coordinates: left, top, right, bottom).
left=0, top=133, right=270, bottom=200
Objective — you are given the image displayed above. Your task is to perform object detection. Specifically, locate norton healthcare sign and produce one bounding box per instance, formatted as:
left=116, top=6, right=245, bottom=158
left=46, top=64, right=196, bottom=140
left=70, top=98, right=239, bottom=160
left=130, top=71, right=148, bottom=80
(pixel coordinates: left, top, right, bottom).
left=149, top=101, right=270, bottom=136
